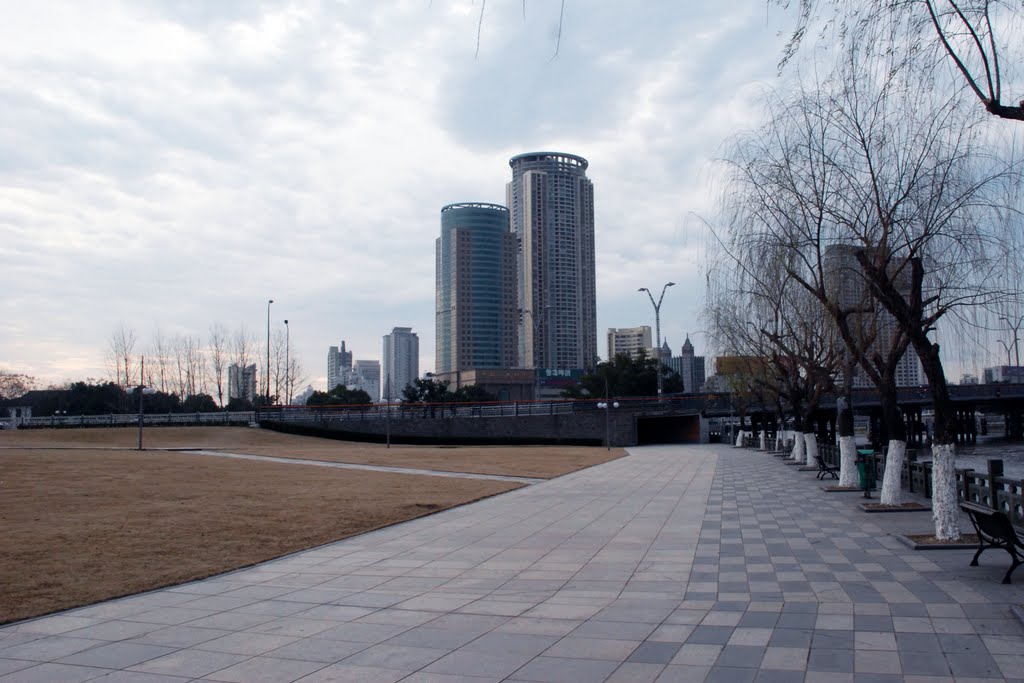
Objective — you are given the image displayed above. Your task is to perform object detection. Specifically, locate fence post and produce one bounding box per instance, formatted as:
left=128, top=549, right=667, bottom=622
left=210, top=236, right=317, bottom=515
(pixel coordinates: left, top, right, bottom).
left=987, top=459, right=1004, bottom=511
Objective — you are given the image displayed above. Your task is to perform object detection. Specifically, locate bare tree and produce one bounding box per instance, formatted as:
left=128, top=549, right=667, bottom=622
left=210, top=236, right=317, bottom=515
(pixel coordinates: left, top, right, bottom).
left=720, top=50, right=1021, bottom=538
left=208, top=323, right=228, bottom=407
left=0, top=369, right=36, bottom=400
left=776, top=0, right=1024, bottom=121
left=107, top=325, right=138, bottom=388
left=149, top=326, right=172, bottom=393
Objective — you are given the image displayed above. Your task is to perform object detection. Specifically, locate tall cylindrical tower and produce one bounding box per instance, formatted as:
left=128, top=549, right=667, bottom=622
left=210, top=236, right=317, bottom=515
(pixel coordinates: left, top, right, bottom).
left=435, top=203, right=518, bottom=375
left=506, top=152, right=596, bottom=371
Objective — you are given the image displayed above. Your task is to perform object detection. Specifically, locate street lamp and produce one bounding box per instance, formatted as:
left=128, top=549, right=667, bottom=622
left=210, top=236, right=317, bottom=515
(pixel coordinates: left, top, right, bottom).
left=521, top=306, right=551, bottom=401
left=284, top=319, right=290, bottom=405
left=997, top=339, right=1013, bottom=367
left=597, top=373, right=619, bottom=450
left=135, top=355, right=157, bottom=450
left=639, top=282, right=675, bottom=396
left=266, top=299, right=274, bottom=405
left=999, top=315, right=1023, bottom=366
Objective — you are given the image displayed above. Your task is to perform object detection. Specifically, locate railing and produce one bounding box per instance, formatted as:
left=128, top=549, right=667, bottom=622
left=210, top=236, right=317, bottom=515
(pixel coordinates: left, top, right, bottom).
left=259, top=394, right=717, bottom=424
left=6, top=412, right=256, bottom=429
left=750, top=438, right=1024, bottom=526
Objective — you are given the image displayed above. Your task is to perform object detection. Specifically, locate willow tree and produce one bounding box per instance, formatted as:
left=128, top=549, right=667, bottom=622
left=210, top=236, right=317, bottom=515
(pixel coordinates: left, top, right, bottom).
left=776, top=0, right=1024, bottom=121
left=721, top=51, right=1020, bottom=538
left=707, top=239, right=841, bottom=466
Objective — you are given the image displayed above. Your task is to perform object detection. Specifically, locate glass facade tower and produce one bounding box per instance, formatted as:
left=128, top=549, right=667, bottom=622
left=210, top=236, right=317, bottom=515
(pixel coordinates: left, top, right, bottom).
left=435, top=203, right=518, bottom=374
left=507, top=152, right=597, bottom=371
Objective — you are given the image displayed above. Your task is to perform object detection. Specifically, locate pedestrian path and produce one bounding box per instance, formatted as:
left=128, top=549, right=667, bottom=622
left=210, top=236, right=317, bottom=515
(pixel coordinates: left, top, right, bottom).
left=0, top=444, right=1021, bottom=682
left=187, top=450, right=545, bottom=485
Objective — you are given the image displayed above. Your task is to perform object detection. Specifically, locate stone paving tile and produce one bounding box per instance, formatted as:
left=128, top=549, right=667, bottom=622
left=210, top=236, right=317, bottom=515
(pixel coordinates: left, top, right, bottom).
left=5, top=444, right=1024, bottom=682
left=0, top=662, right=117, bottom=682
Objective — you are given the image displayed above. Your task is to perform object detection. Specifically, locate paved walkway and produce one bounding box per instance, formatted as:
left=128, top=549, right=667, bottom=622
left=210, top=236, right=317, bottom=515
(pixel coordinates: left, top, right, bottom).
left=1, top=444, right=1022, bottom=682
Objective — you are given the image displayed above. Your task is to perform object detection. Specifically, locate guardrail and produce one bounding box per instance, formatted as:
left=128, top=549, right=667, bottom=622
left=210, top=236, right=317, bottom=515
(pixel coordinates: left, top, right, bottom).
left=6, top=412, right=256, bottom=429
left=749, top=439, right=1024, bottom=527
left=258, top=394, right=720, bottom=424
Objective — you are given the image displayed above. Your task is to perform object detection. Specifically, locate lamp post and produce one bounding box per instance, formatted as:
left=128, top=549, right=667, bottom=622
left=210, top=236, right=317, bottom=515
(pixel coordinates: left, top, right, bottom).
left=997, top=339, right=1013, bottom=367
left=639, top=282, right=675, bottom=396
left=999, top=315, right=1023, bottom=366
left=135, top=355, right=157, bottom=450
left=266, top=299, right=274, bottom=405
left=597, top=372, right=619, bottom=451
left=284, top=319, right=289, bottom=405
left=521, top=306, right=551, bottom=401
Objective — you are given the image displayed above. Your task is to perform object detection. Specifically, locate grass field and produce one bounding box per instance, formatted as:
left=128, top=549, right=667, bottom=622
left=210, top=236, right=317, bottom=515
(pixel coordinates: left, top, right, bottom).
left=0, top=427, right=625, bottom=624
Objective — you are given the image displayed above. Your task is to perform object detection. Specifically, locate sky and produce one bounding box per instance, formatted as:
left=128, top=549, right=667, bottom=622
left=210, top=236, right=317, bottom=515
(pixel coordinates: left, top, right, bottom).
left=2, top=1, right=806, bottom=391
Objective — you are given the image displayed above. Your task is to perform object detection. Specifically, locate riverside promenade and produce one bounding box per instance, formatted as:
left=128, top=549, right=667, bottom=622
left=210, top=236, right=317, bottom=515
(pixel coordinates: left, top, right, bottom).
left=1, top=445, right=1023, bottom=682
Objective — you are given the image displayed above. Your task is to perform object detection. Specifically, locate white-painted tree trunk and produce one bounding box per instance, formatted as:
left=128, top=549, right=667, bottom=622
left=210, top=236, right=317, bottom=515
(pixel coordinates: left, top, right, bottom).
left=879, top=440, right=906, bottom=505
left=838, top=435, right=858, bottom=488
left=759, top=430, right=767, bottom=450
left=791, top=430, right=805, bottom=462
left=803, top=433, right=818, bottom=465
left=931, top=442, right=961, bottom=541
left=735, top=430, right=745, bottom=447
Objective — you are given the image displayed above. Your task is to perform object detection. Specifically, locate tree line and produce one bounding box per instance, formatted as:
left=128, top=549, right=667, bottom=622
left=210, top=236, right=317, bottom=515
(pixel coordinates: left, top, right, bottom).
left=705, top=29, right=1023, bottom=543
left=105, top=322, right=307, bottom=408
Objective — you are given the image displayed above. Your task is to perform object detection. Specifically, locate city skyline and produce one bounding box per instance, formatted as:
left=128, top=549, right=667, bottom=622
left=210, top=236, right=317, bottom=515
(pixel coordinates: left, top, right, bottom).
left=4, top=3, right=1010, bottom=390
left=1, top=2, right=797, bottom=390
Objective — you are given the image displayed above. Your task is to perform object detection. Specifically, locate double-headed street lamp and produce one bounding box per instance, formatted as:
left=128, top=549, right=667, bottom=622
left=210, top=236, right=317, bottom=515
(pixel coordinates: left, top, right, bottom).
left=521, top=305, right=551, bottom=400
left=999, top=315, right=1023, bottom=367
left=266, top=299, right=274, bottom=405
left=998, top=339, right=1013, bottom=367
left=639, top=282, right=675, bottom=396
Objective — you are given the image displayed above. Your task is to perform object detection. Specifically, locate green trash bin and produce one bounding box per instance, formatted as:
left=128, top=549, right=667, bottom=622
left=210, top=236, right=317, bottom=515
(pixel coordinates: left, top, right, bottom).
left=856, top=450, right=876, bottom=489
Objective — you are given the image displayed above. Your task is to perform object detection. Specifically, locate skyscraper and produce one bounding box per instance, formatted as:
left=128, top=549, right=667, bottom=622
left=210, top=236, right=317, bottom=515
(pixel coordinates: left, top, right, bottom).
left=435, top=203, right=518, bottom=375
left=382, top=327, right=419, bottom=399
left=507, top=152, right=597, bottom=371
left=227, top=363, right=257, bottom=403
left=607, top=326, right=653, bottom=360
left=824, top=244, right=922, bottom=387
left=666, top=336, right=706, bottom=394
left=327, top=341, right=353, bottom=390
left=351, top=359, right=381, bottom=401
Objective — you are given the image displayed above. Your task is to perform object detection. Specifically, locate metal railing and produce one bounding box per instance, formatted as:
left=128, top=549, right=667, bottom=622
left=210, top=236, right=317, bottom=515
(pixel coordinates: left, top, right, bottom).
left=6, top=412, right=256, bottom=429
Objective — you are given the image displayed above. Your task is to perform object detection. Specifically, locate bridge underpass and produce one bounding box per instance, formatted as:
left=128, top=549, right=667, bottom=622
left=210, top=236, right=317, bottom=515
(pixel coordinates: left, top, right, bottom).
left=636, top=414, right=703, bottom=445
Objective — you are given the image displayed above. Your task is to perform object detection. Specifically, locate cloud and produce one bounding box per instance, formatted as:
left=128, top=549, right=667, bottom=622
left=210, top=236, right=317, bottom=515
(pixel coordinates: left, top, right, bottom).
left=1, top=0, right=799, bottom=386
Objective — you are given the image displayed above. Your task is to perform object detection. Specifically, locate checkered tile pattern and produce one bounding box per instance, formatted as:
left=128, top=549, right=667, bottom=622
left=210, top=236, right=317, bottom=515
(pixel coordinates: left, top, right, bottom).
left=1, top=445, right=1022, bottom=682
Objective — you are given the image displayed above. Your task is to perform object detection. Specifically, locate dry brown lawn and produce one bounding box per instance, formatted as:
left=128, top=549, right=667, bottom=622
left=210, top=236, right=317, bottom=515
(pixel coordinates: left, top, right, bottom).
left=2, top=426, right=626, bottom=478
left=0, top=428, right=625, bottom=624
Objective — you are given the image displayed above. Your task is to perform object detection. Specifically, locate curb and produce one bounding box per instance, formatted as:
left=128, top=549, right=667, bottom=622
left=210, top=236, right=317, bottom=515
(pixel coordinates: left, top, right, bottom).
left=895, top=534, right=977, bottom=550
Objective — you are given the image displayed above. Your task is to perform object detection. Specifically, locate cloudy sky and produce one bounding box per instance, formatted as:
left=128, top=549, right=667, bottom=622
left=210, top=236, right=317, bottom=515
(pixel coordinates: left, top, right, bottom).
left=2, top=1, right=799, bottom=390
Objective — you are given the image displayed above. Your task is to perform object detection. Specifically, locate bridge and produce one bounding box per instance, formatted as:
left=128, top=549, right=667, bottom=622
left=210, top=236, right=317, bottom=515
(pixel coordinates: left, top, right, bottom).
left=257, top=384, right=1024, bottom=447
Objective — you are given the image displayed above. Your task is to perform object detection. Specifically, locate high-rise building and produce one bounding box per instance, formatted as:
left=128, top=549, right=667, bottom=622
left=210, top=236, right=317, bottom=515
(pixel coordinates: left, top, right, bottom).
left=327, top=341, right=353, bottom=390
left=351, top=360, right=381, bottom=401
left=507, top=152, right=597, bottom=371
left=607, top=326, right=653, bottom=360
left=383, top=327, right=419, bottom=399
left=824, top=244, right=922, bottom=387
left=227, top=363, right=257, bottom=403
left=435, top=203, right=518, bottom=375
left=666, top=336, right=706, bottom=393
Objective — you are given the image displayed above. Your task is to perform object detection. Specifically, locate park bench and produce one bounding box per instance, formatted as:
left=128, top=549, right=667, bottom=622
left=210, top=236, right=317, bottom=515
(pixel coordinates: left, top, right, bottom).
left=960, top=501, right=1024, bottom=584
left=814, top=454, right=839, bottom=480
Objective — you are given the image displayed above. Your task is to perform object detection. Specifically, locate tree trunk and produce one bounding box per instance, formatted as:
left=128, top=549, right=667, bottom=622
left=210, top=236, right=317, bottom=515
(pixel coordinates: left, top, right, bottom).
left=839, top=435, right=858, bottom=487
left=803, top=432, right=818, bottom=466
left=878, top=382, right=907, bottom=506
left=880, top=440, right=906, bottom=506
left=914, top=338, right=961, bottom=541
left=837, top=378, right=858, bottom=487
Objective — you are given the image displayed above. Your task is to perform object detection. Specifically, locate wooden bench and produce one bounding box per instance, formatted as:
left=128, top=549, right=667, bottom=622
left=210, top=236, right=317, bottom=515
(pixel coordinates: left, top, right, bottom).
left=960, top=501, right=1024, bottom=584
left=814, top=454, right=839, bottom=480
